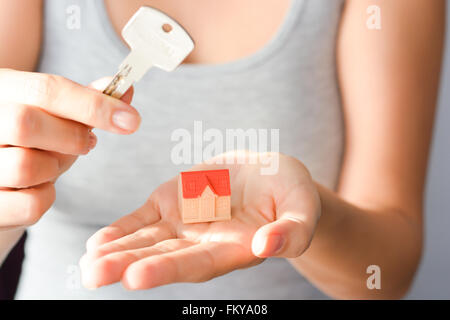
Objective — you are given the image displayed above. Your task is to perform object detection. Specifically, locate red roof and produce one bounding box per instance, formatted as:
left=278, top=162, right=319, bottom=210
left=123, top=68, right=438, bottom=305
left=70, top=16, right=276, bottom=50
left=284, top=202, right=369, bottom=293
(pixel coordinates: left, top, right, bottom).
left=180, top=169, right=231, bottom=199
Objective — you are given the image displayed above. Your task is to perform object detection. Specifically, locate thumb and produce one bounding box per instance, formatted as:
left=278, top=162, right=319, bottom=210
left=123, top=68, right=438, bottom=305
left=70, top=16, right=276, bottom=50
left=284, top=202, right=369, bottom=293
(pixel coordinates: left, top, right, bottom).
left=251, top=217, right=312, bottom=258
left=251, top=184, right=321, bottom=258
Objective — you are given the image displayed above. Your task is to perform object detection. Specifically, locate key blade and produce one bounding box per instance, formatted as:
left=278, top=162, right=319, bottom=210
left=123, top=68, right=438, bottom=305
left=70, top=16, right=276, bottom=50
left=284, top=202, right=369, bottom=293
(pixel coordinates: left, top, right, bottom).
left=103, top=50, right=153, bottom=99
left=123, top=6, right=195, bottom=72
left=103, top=64, right=135, bottom=99
left=103, top=6, right=195, bottom=99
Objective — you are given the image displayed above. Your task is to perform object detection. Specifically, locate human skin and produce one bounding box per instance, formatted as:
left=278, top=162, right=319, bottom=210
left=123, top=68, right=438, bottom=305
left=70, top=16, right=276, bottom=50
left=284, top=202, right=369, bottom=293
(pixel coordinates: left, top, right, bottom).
left=0, top=0, right=141, bottom=263
left=0, top=73, right=139, bottom=262
left=0, top=0, right=446, bottom=299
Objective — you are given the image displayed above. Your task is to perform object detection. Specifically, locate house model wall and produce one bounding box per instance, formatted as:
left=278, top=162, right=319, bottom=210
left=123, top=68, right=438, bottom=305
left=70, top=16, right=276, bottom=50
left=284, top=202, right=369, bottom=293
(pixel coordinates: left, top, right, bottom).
left=179, top=169, right=231, bottom=224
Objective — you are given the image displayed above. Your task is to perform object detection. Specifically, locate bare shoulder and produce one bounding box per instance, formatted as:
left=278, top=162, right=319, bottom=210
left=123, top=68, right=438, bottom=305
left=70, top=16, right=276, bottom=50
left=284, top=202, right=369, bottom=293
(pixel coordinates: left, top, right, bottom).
left=0, top=0, right=43, bottom=71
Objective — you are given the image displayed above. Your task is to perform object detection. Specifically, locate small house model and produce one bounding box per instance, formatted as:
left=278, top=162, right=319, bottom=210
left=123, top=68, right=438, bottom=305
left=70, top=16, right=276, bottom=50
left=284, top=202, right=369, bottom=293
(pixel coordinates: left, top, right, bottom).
left=179, top=169, right=231, bottom=224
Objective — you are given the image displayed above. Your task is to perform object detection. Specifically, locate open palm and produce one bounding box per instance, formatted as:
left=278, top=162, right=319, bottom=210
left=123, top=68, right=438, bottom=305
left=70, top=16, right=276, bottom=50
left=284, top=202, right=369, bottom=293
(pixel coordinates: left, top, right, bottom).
left=80, top=152, right=320, bottom=290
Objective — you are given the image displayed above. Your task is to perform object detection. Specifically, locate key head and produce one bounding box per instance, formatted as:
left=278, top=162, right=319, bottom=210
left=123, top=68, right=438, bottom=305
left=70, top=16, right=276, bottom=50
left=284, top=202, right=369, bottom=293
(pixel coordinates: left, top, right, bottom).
left=122, top=6, right=195, bottom=72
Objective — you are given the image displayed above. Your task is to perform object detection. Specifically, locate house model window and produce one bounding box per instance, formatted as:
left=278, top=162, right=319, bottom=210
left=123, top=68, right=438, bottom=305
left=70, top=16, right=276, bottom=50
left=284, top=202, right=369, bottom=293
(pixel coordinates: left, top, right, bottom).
left=178, top=169, right=231, bottom=224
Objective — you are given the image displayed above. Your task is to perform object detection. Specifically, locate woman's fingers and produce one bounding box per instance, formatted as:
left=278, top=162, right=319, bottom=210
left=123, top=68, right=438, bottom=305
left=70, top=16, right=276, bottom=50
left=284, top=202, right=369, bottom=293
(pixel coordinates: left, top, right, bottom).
left=85, top=177, right=182, bottom=252
left=80, top=239, right=194, bottom=289
left=0, top=147, right=60, bottom=188
left=81, top=240, right=253, bottom=290
left=0, top=182, right=55, bottom=227
left=0, top=69, right=141, bottom=134
left=0, top=75, right=135, bottom=155
left=122, top=241, right=253, bottom=290
left=87, top=221, right=175, bottom=260
left=48, top=151, right=78, bottom=176
left=251, top=218, right=312, bottom=258
left=120, top=86, right=135, bottom=105
left=252, top=182, right=321, bottom=258
left=0, top=104, right=97, bottom=155
left=85, top=199, right=162, bottom=251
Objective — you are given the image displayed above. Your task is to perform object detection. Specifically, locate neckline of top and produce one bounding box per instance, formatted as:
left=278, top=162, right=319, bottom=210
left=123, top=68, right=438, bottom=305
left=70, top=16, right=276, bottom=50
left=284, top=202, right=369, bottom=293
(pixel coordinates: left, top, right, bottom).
left=94, top=0, right=307, bottom=77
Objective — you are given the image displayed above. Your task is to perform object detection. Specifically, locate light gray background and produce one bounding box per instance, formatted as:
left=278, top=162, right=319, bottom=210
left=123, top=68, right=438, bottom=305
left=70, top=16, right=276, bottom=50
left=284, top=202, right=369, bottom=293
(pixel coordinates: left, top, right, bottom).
left=406, top=4, right=450, bottom=299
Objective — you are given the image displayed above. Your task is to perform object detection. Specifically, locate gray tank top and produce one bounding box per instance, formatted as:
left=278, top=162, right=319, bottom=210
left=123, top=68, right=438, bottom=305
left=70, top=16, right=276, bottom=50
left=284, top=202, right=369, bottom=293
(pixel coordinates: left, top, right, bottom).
left=16, top=0, right=345, bottom=299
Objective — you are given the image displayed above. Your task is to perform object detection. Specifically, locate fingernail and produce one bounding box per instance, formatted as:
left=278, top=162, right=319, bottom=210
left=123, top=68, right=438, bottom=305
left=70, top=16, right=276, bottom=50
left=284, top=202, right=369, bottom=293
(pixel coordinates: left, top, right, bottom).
left=112, top=110, right=140, bottom=132
left=88, top=132, right=97, bottom=150
left=270, top=234, right=285, bottom=255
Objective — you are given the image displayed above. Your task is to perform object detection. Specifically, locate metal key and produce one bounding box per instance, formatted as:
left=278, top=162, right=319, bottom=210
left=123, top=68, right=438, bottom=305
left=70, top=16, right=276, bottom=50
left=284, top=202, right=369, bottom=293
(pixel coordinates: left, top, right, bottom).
left=103, top=6, right=195, bottom=99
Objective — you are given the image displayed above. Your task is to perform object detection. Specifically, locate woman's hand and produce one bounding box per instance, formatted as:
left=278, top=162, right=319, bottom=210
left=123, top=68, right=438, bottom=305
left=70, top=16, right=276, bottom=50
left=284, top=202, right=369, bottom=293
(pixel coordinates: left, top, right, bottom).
left=0, top=69, right=140, bottom=231
left=80, top=151, right=321, bottom=290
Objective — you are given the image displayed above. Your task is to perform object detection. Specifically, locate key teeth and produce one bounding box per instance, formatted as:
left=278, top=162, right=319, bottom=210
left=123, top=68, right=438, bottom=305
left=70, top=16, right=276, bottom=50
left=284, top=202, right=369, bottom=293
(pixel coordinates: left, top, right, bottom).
left=103, top=64, right=135, bottom=97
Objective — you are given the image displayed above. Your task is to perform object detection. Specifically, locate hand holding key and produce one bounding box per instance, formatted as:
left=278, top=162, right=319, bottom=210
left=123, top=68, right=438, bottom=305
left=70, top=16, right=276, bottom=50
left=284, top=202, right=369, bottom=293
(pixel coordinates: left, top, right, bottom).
left=0, top=6, right=193, bottom=233
left=0, top=69, right=140, bottom=230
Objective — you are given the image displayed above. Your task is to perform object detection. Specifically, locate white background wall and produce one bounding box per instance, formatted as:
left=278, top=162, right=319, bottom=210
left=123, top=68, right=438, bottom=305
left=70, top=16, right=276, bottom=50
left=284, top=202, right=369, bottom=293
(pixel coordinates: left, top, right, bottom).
left=406, top=4, right=450, bottom=299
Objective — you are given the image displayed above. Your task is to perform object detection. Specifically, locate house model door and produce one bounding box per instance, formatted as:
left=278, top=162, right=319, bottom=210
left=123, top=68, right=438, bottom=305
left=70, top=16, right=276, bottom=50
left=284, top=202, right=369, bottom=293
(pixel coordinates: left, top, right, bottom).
left=200, top=186, right=215, bottom=220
